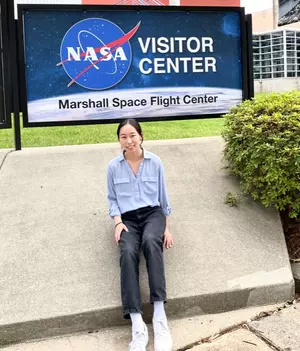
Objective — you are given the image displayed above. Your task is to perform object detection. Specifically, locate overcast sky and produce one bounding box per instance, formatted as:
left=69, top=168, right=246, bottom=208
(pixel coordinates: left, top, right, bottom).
left=241, top=0, right=273, bottom=13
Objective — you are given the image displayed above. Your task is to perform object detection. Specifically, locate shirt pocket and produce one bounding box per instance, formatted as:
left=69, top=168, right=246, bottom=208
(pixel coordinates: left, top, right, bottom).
left=114, top=177, right=131, bottom=197
left=141, top=176, right=158, bottom=195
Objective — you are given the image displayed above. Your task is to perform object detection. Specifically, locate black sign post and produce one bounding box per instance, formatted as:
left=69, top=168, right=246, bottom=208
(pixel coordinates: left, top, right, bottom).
left=246, top=14, right=254, bottom=99
left=0, top=0, right=13, bottom=130
left=8, top=0, right=21, bottom=149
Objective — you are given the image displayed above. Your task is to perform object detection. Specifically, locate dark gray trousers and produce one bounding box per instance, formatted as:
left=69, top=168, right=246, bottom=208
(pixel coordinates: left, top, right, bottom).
left=120, top=206, right=166, bottom=319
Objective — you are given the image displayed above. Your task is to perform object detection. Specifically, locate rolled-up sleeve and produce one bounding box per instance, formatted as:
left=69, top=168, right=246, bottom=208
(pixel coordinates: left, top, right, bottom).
left=158, top=162, right=172, bottom=216
left=107, top=165, right=121, bottom=218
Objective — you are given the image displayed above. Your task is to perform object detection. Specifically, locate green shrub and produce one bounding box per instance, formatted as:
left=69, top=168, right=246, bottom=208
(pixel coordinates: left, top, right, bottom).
left=222, top=91, right=300, bottom=218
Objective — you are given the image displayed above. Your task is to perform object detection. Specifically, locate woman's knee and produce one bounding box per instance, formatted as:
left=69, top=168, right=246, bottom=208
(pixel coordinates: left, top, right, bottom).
left=120, top=240, right=139, bottom=261
left=142, top=234, right=162, bottom=253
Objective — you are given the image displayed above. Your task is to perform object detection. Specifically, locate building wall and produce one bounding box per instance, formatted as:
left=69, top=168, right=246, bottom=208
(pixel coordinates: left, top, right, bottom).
left=252, top=9, right=275, bottom=32
left=180, top=0, right=239, bottom=6
left=252, top=6, right=300, bottom=33
left=254, top=78, right=300, bottom=92
left=79, top=0, right=240, bottom=5
left=81, top=0, right=169, bottom=3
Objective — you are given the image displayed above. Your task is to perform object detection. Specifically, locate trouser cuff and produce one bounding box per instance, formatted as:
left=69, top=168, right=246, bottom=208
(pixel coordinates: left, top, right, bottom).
left=150, top=298, right=167, bottom=304
left=123, top=307, right=143, bottom=320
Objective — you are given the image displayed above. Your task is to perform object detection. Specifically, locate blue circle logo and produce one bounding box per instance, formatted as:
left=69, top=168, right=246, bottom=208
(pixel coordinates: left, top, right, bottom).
left=59, top=18, right=139, bottom=90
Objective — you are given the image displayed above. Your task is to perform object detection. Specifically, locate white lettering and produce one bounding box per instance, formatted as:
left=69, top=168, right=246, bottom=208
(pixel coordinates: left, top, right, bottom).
left=153, top=58, right=166, bottom=73
left=139, top=58, right=152, bottom=74
left=202, top=37, right=214, bottom=52
left=187, top=37, right=201, bottom=53
left=192, top=57, right=204, bottom=72
left=84, top=47, right=98, bottom=61
left=67, top=47, right=80, bottom=61
left=157, top=37, right=170, bottom=54
left=114, top=47, right=127, bottom=61
left=205, top=57, right=216, bottom=72
left=139, top=57, right=217, bottom=74
left=137, top=37, right=214, bottom=54
left=100, top=47, right=112, bottom=61
left=166, top=58, right=180, bottom=73
left=138, top=37, right=151, bottom=53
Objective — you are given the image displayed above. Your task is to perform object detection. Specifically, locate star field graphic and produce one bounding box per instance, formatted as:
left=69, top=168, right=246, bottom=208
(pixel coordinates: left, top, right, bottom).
left=23, top=10, right=243, bottom=102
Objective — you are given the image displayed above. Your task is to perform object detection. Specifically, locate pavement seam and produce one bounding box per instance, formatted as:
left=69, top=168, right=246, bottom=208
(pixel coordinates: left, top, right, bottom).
left=176, top=301, right=297, bottom=351
left=247, top=325, right=284, bottom=351
left=0, top=150, right=14, bottom=173
left=67, top=338, right=75, bottom=351
left=175, top=323, right=255, bottom=350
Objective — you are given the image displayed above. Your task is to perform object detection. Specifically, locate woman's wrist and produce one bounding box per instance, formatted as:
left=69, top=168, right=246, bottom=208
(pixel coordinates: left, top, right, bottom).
left=115, top=221, right=123, bottom=228
left=114, top=216, right=122, bottom=226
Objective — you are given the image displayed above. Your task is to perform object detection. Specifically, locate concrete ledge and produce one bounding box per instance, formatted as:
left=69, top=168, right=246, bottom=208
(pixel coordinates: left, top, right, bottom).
left=0, top=137, right=294, bottom=346
left=0, top=304, right=284, bottom=351
left=0, top=286, right=293, bottom=347
left=0, top=149, right=13, bottom=169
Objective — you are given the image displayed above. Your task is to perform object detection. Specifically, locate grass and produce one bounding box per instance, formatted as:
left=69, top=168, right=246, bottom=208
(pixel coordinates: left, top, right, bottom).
left=0, top=117, right=224, bottom=149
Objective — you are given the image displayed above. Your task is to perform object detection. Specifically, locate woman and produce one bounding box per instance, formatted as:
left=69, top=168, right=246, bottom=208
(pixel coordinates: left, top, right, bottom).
left=107, top=119, right=174, bottom=351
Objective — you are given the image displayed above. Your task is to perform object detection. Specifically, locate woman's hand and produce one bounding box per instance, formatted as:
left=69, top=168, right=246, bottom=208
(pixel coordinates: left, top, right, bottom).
left=115, top=223, right=128, bottom=245
left=163, top=228, right=174, bottom=249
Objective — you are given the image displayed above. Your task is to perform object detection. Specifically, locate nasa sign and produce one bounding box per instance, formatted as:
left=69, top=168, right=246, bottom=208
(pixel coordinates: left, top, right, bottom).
left=18, top=4, right=252, bottom=127
left=59, top=18, right=138, bottom=90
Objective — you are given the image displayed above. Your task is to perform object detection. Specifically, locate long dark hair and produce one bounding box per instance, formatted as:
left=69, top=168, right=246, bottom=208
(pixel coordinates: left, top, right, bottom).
left=117, top=119, right=143, bottom=143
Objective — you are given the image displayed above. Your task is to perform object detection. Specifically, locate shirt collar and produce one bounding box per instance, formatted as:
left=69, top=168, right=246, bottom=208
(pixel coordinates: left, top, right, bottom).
left=118, top=148, right=151, bottom=161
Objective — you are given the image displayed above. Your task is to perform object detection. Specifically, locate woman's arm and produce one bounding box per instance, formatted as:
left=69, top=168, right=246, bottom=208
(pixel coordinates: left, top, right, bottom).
left=107, top=166, right=121, bottom=218
left=158, top=162, right=174, bottom=249
left=107, top=166, right=128, bottom=244
left=163, top=216, right=174, bottom=249
left=158, top=162, right=172, bottom=217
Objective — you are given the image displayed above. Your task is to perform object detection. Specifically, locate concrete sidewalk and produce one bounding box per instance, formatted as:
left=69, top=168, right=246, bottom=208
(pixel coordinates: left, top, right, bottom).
left=0, top=138, right=295, bottom=346
left=2, top=301, right=300, bottom=350
left=193, top=299, right=300, bottom=350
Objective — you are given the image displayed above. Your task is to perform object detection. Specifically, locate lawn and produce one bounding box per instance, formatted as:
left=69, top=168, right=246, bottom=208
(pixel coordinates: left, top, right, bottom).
left=0, top=117, right=224, bottom=149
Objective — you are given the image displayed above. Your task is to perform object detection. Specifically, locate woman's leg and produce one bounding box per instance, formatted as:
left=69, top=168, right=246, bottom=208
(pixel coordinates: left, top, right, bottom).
left=119, top=219, right=149, bottom=350
left=141, top=207, right=172, bottom=351
left=119, top=220, right=142, bottom=319
left=141, top=207, right=166, bottom=304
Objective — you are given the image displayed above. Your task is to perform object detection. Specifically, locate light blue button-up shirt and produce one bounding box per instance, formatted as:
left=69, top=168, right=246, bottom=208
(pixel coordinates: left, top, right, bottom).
left=107, top=149, right=171, bottom=218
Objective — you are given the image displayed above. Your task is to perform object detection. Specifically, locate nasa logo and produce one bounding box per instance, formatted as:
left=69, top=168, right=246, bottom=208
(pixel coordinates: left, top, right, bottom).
left=58, top=18, right=140, bottom=90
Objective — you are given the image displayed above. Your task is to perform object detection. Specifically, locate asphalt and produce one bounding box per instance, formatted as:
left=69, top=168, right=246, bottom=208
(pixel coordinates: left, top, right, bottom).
left=0, top=138, right=295, bottom=347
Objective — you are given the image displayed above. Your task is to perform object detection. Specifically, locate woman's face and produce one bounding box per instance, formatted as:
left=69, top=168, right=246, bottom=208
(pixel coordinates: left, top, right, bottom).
left=118, top=124, right=142, bottom=153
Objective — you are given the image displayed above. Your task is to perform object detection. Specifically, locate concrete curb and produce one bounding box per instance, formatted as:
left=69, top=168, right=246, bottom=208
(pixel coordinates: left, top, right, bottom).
left=0, top=304, right=287, bottom=351
left=291, top=261, right=300, bottom=293
left=0, top=283, right=294, bottom=347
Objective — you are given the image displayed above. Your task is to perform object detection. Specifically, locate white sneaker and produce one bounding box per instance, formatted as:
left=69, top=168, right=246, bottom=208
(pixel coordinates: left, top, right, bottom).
left=153, top=318, right=173, bottom=351
left=128, top=322, right=149, bottom=351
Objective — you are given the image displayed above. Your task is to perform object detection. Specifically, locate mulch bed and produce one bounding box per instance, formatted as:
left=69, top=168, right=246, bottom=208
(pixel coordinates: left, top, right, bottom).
left=280, top=210, right=300, bottom=261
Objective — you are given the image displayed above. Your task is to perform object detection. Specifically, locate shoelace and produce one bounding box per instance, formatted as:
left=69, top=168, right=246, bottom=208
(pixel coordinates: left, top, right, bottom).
left=154, top=320, right=170, bottom=340
left=129, top=330, right=147, bottom=351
